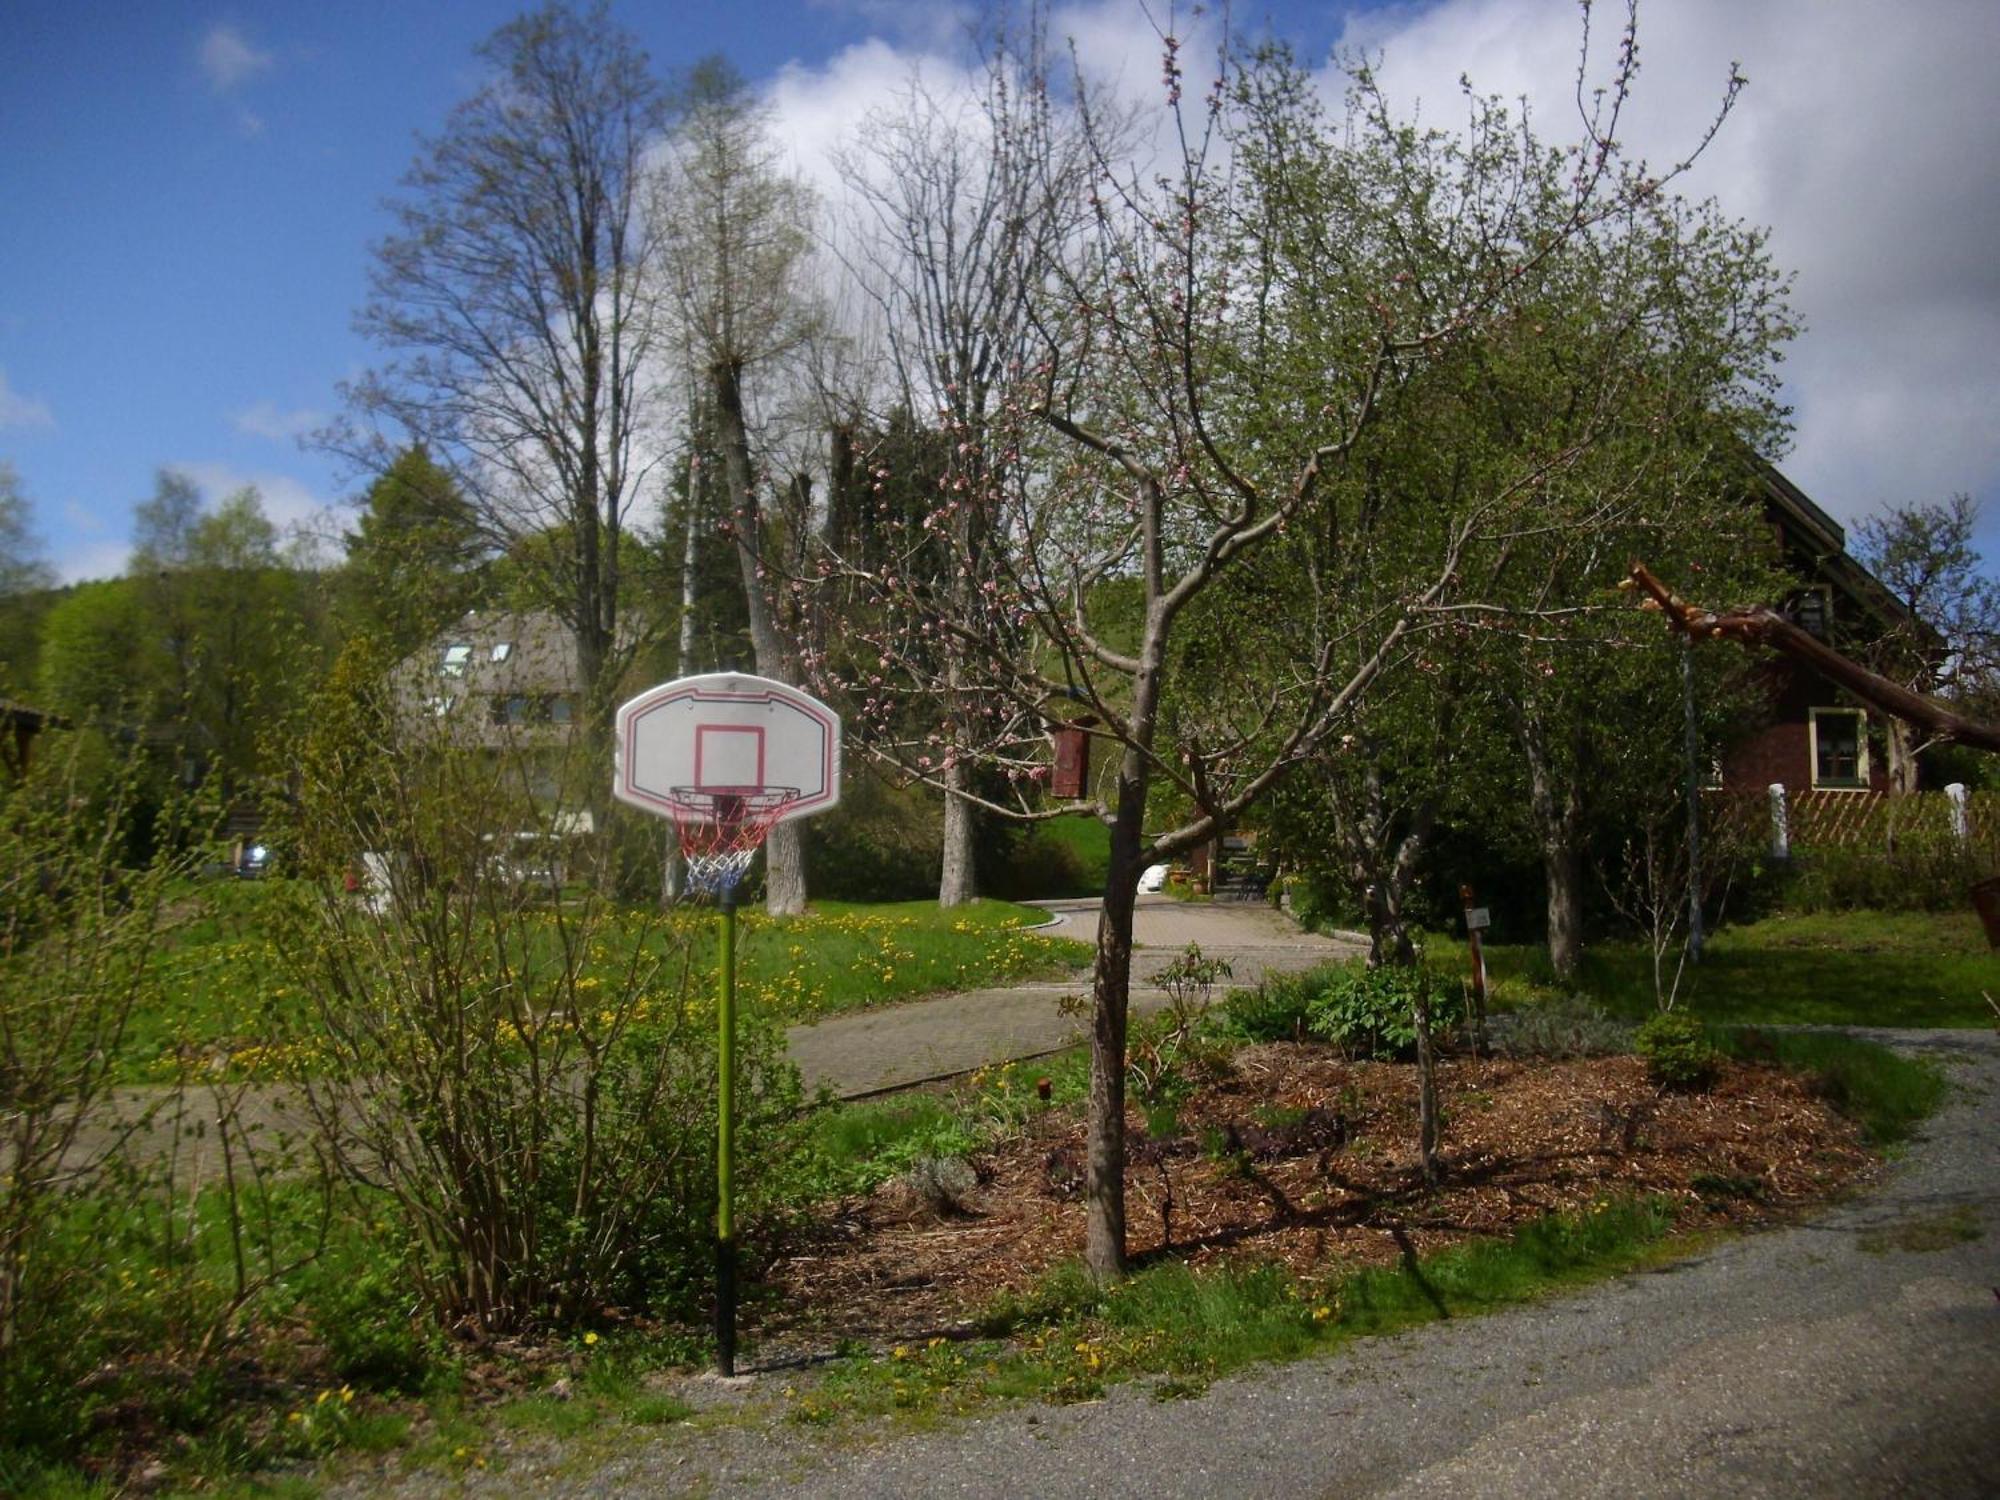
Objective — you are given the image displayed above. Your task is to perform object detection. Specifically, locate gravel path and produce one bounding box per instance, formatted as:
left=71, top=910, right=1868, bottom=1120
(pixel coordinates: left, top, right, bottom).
left=329, top=1027, right=2000, bottom=1499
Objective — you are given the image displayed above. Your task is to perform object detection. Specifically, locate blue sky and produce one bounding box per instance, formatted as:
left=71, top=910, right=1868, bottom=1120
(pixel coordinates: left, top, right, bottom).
left=4, top=1, right=1997, bottom=582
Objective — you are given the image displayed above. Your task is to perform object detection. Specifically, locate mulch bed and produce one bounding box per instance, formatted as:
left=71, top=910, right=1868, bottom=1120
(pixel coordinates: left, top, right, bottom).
left=757, top=1044, right=1874, bottom=1347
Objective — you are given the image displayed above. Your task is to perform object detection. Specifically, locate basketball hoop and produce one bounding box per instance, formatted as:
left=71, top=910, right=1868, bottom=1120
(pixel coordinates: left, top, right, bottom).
left=610, top=672, right=843, bottom=1376
left=669, top=787, right=800, bottom=899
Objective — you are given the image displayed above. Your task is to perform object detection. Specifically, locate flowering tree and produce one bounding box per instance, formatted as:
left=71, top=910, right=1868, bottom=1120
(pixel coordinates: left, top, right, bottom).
left=810, top=9, right=1745, bottom=1277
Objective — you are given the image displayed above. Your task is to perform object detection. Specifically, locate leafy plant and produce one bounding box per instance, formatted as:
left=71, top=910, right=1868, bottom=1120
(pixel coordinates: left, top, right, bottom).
left=1634, top=1010, right=1719, bottom=1091
left=1306, top=963, right=1464, bottom=1061
left=1498, top=994, right=1633, bottom=1059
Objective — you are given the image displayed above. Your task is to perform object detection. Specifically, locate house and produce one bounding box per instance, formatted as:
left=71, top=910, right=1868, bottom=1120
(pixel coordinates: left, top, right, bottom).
left=1718, top=460, right=1940, bottom=796
left=394, top=610, right=595, bottom=846
left=1, top=696, right=67, bottom=778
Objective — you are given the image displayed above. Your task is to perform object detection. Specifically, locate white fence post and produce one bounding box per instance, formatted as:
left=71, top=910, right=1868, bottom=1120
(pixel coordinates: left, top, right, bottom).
left=1946, top=782, right=1970, bottom=846
left=1768, top=782, right=1790, bottom=861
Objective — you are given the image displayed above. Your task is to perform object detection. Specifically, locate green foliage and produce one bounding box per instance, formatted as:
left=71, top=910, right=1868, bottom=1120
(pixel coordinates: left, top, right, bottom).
left=1634, top=1010, right=1718, bottom=1091
left=1496, top=994, right=1634, bottom=1059
left=338, top=446, right=487, bottom=654
left=1214, top=968, right=1324, bottom=1043
left=1461, top=910, right=1997, bottom=1029
left=1783, top=839, right=2000, bottom=913
left=271, top=651, right=805, bottom=1333
left=982, top=815, right=1112, bottom=901
left=1305, top=963, right=1465, bottom=1061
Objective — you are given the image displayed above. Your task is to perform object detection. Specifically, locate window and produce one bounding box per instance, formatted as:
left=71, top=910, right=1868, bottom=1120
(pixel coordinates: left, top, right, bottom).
left=490, top=642, right=514, bottom=662
left=548, top=694, right=574, bottom=725
left=490, top=694, right=532, bottom=725
left=441, top=643, right=472, bottom=678
left=1810, top=707, right=1867, bottom=789
left=1787, top=587, right=1831, bottom=641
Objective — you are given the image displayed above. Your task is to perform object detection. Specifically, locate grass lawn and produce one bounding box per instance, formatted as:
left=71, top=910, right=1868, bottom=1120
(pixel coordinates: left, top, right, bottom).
left=1465, top=909, right=2000, bottom=1029
left=127, top=884, right=1089, bottom=1081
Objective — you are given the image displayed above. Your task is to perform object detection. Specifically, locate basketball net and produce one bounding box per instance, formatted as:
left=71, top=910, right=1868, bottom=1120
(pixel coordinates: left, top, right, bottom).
left=670, top=788, right=799, bottom=899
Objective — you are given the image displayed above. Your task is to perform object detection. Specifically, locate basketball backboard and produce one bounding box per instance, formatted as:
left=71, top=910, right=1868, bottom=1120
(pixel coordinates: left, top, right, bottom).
left=612, top=672, right=841, bottom=824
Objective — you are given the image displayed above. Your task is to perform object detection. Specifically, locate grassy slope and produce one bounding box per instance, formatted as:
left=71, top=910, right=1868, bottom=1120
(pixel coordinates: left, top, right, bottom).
left=127, top=886, right=1089, bottom=1081
left=1464, top=909, right=1999, bottom=1028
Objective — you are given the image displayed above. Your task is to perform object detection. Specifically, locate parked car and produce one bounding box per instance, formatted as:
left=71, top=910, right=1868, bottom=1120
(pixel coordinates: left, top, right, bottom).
left=1138, top=862, right=1170, bottom=893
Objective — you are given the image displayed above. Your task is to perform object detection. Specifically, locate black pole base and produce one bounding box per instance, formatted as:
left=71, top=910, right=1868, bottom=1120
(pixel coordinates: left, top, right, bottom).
left=715, top=1235, right=737, bottom=1377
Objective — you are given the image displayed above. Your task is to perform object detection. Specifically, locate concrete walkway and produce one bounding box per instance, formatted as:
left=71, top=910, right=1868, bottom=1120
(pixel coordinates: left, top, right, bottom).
left=790, top=896, right=1363, bottom=1097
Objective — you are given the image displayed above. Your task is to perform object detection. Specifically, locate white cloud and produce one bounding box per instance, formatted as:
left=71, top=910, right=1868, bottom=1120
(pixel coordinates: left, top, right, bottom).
left=56, top=537, right=133, bottom=586
left=172, top=461, right=335, bottom=541
left=0, top=367, right=54, bottom=431
left=200, top=24, right=273, bottom=92
left=232, top=400, right=325, bottom=443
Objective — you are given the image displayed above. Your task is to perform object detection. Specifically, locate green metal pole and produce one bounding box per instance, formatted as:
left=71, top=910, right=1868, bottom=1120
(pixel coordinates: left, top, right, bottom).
left=716, top=885, right=738, bottom=1376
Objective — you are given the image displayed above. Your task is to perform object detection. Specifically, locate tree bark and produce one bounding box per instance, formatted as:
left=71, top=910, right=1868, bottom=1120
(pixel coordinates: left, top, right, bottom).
left=1625, top=561, right=2000, bottom=755
left=939, top=760, right=978, bottom=907
left=1521, top=714, right=1586, bottom=980
left=713, top=355, right=808, bottom=915
left=1088, top=816, right=1141, bottom=1281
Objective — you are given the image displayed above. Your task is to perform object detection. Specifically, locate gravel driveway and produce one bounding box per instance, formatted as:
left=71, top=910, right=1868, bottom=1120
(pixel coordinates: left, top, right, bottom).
left=330, top=1027, right=1999, bottom=1498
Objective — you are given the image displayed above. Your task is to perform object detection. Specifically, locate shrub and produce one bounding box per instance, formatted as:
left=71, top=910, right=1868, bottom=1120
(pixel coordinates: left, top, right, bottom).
left=1215, top=968, right=1328, bottom=1043
left=272, top=645, right=804, bottom=1333
left=1499, top=994, right=1634, bottom=1059
left=1634, top=1010, right=1718, bottom=1091
left=1306, top=963, right=1465, bottom=1061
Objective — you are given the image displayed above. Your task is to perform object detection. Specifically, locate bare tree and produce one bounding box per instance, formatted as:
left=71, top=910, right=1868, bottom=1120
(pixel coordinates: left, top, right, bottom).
left=834, top=21, right=1108, bottom=905
left=342, top=3, right=672, bottom=751
left=658, top=57, right=822, bottom=914
left=1852, top=494, right=2000, bottom=788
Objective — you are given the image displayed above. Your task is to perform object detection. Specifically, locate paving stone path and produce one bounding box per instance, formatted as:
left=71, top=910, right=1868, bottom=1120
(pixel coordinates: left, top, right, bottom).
left=74, top=897, right=1364, bottom=1175
left=791, top=896, right=1364, bottom=1096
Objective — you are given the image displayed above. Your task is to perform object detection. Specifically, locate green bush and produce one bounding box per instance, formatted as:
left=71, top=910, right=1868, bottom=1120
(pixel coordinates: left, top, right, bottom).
left=1305, top=963, right=1464, bottom=1061
left=1215, top=969, right=1324, bottom=1043
left=1634, top=1010, right=1719, bottom=1091
left=273, top=649, right=805, bottom=1333
left=1499, top=994, right=1633, bottom=1059
left=1783, top=838, right=1999, bottom=913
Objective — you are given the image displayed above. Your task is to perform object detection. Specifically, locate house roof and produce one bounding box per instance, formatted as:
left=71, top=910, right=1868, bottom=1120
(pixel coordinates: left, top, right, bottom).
left=392, top=610, right=586, bottom=739
left=1753, top=457, right=1941, bottom=650
left=1, top=697, right=69, bottom=733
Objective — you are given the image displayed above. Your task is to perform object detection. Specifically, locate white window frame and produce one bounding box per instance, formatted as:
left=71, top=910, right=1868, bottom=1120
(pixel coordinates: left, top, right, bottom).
left=1808, top=706, right=1869, bottom=790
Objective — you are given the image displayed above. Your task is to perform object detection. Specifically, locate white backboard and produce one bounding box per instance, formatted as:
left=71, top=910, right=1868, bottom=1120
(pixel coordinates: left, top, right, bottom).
left=613, top=672, right=841, bottom=823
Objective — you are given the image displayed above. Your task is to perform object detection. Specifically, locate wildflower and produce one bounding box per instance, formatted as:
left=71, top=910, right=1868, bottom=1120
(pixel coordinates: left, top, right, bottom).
left=584, top=1331, right=600, bottom=1346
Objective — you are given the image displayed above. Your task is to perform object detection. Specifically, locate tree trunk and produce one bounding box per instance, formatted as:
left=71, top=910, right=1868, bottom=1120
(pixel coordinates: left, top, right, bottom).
left=1520, top=713, right=1586, bottom=981
left=1413, top=993, right=1440, bottom=1186
left=1087, top=827, right=1140, bottom=1281
left=939, top=760, right=978, bottom=907
left=1885, top=717, right=1919, bottom=794
left=713, top=356, right=808, bottom=915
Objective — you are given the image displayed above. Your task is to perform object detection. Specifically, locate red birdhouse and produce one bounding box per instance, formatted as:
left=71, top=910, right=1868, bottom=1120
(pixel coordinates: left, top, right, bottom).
left=1050, top=721, right=1092, bottom=799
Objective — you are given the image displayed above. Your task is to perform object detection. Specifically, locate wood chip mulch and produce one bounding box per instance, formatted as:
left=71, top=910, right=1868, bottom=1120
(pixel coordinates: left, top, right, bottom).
left=755, top=1044, right=1874, bottom=1348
